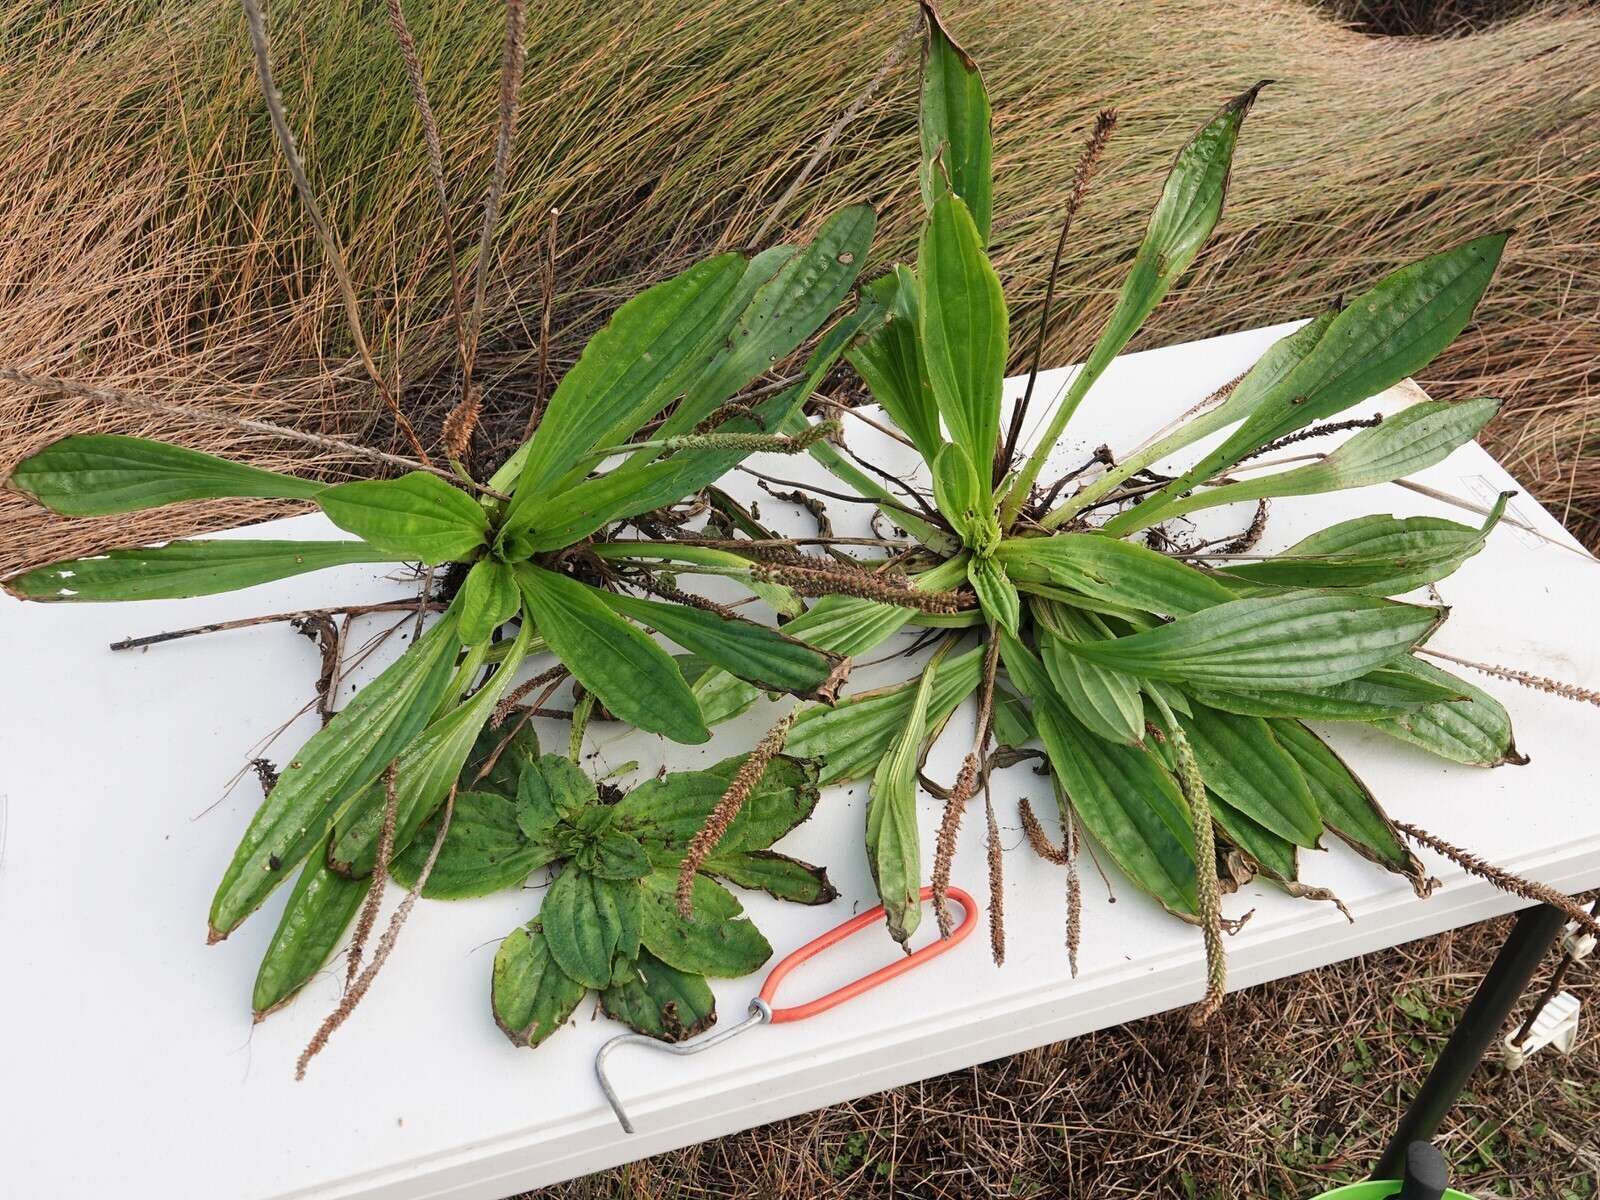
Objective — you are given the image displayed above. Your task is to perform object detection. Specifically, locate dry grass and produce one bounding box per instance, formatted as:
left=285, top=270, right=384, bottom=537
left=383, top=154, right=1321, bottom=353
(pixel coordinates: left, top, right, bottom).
left=531, top=906, right=1600, bottom=1197
left=4, top=0, right=1600, bottom=570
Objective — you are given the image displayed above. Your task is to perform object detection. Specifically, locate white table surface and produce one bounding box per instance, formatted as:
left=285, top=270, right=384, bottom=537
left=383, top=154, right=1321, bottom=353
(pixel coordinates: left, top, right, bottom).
left=3, top=323, right=1597, bottom=1200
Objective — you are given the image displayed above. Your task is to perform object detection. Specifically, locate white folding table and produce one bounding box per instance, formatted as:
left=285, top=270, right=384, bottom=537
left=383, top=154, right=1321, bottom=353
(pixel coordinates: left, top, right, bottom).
left=2, top=323, right=1597, bottom=1199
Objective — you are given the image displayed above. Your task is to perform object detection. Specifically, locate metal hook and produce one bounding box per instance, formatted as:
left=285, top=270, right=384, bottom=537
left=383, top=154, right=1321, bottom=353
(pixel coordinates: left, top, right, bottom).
left=595, top=998, right=773, bottom=1133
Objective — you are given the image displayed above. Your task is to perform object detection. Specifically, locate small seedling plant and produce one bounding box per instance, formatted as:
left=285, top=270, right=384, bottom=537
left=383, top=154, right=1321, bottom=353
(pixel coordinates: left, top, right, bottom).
left=642, top=5, right=1599, bottom=1015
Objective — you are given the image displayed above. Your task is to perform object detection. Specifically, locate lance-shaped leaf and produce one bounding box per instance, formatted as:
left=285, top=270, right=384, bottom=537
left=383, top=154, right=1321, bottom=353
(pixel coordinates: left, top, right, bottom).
left=505, top=253, right=749, bottom=497
left=1116, top=233, right=1509, bottom=528
left=1174, top=705, right=1321, bottom=847
left=503, top=460, right=683, bottom=556
left=789, top=645, right=986, bottom=784
left=919, top=1, right=992, bottom=242
left=640, top=205, right=876, bottom=446
left=996, top=533, right=1234, bottom=618
left=4, top=539, right=390, bottom=602
left=1214, top=494, right=1509, bottom=596
left=614, top=754, right=820, bottom=855
left=251, top=840, right=370, bottom=1018
left=601, top=950, right=717, bottom=1043
left=639, top=869, right=772, bottom=978
left=846, top=266, right=942, bottom=461
left=1004, top=84, right=1262, bottom=522
left=317, top=472, right=488, bottom=565
left=697, top=849, right=838, bottom=905
left=1114, top=398, right=1501, bottom=532
left=517, top=565, right=709, bottom=745
left=991, top=684, right=1037, bottom=749
left=683, top=556, right=971, bottom=729
left=541, top=867, right=642, bottom=990
left=1190, top=665, right=1463, bottom=722
left=492, top=919, right=588, bottom=1047
left=598, top=590, right=846, bottom=700
left=866, top=654, right=940, bottom=945
left=967, top=555, right=1019, bottom=635
left=458, top=559, right=521, bottom=645
left=5, top=433, right=324, bottom=515
left=919, top=193, right=1006, bottom=480
left=1000, top=632, right=1198, bottom=919
left=932, top=440, right=986, bottom=542
left=1034, top=601, right=1145, bottom=745
left=1369, top=656, right=1525, bottom=767
left=208, top=609, right=462, bottom=939
left=327, top=619, right=535, bottom=876
left=388, top=790, right=559, bottom=899
left=1061, top=591, right=1443, bottom=691
left=1270, top=720, right=1428, bottom=891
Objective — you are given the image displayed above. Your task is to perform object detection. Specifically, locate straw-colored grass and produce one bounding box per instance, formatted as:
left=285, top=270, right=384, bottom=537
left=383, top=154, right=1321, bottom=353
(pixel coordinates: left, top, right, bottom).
left=3, top=0, right=1599, bottom=573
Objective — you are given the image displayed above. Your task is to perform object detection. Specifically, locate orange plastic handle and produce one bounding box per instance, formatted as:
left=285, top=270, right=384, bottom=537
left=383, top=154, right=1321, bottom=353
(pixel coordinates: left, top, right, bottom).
left=757, top=886, right=978, bottom=1024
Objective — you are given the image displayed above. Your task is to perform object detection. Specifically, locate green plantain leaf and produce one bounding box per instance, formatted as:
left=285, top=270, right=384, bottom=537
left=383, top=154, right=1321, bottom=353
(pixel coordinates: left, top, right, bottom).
left=601, top=949, right=717, bottom=1043
left=967, top=554, right=1019, bottom=635
left=317, top=472, right=488, bottom=565
left=462, top=720, right=541, bottom=798
left=541, top=867, right=642, bottom=990
left=1034, top=601, right=1145, bottom=745
left=1061, top=591, right=1443, bottom=690
left=505, top=460, right=684, bottom=555
left=504, top=253, right=749, bottom=497
left=574, top=828, right=653, bottom=881
left=1116, top=399, right=1501, bottom=531
left=1369, top=656, right=1526, bottom=767
left=517, top=753, right=597, bottom=839
left=996, top=533, right=1234, bottom=617
left=614, top=754, right=821, bottom=854
left=919, top=193, right=1006, bottom=480
left=1270, top=719, right=1427, bottom=890
left=1191, top=665, right=1464, bottom=722
left=932, top=440, right=986, bottom=541
left=389, top=790, right=558, bottom=899
left=846, top=266, right=943, bottom=461
left=492, top=919, right=588, bottom=1047
left=1004, top=84, right=1262, bottom=521
left=458, top=559, right=521, bottom=645
left=251, top=838, right=370, bottom=1018
left=327, top=619, right=536, bottom=876
left=3, top=539, right=390, bottom=602
left=1209, top=794, right=1301, bottom=884
left=787, top=645, right=985, bottom=784
left=866, top=654, right=940, bottom=945
left=598, top=590, right=845, bottom=699
left=5, top=434, right=323, bottom=515
left=208, top=609, right=462, bottom=939
left=1214, top=494, right=1509, bottom=596
left=1174, top=704, right=1321, bottom=847
left=1000, top=632, right=1197, bottom=919
left=639, top=869, right=772, bottom=977
left=697, top=849, right=838, bottom=905
left=991, top=684, right=1038, bottom=749
left=919, top=1, right=993, bottom=242
left=1114, top=233, right=1508, bottom=529
left=516, top=565, right=709, bottom=744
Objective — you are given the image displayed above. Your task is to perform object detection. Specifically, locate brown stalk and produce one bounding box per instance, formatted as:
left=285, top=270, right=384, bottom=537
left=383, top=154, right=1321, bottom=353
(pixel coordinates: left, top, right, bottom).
left=106, top=599, right=446, bottom=653
left=492, top=663, right=569, bottom=726
left=677, top=708, right=799, bottom=917
left=237, top=0, right=430, bottom=465
left=1418, top=648, right=1600, bottom=708
left=523, top=206, right=560, bottom=442
left=297, top=785, right=457, bottom=1080
left=0, top=368, right=501, bottom=496
left=1394, top=822, right=1600, bottom=939
left=345, top=763, right=401, bottom=989
left=1000, top=108, right=1117, bottom=478
left=931, top=637, right=1003, bottom=935
left=455, top=0, right=528, bottom=443
left=754, top=562, right=972, bottom=613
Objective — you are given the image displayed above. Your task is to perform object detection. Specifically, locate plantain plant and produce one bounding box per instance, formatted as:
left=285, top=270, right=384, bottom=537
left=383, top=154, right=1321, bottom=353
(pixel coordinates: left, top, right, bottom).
left=638, top=5, right=1600, bottom=1018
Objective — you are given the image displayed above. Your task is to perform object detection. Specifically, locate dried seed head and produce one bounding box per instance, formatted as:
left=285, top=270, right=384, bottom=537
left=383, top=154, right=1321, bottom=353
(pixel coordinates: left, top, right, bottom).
left=755, top=562, right=972, bottom=613
left=931, top=753, right=980, bottom=937
left=676, top=708, right=799, bottom=917
left=1420, top=649, right=1600, bottom=710
left=1018, top=796, right=1071, bottom=865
